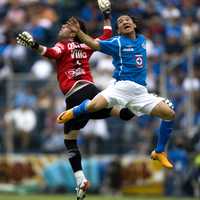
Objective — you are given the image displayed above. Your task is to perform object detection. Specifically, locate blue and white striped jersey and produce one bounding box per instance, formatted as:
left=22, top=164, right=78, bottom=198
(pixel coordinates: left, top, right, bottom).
left=99, top=34, right=147, bottom=86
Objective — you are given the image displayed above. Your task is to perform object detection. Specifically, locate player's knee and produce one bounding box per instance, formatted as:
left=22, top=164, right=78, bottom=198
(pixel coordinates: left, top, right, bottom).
left=163, top=99, right=175, bottom=120
left=163, top=109, right=175, bottom=120
left=165, top=109, right=176, bottom=120
left=168, top=109, right=175, bottom=120
left=120, top=108, right=135, bottom=121
left=64, top=131, right=78, bottom=140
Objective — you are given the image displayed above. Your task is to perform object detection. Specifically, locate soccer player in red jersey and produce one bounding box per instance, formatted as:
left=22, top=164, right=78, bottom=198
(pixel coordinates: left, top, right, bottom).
left=16, top=1, right=134, bottom=199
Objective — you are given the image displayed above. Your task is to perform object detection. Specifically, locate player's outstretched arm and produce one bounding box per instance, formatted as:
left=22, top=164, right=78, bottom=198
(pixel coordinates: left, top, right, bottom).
left=67, top=17, right=100, bottom=51
left=16, top=32, right=46, bottom=54
left=97, top=0, right=112, bottom=26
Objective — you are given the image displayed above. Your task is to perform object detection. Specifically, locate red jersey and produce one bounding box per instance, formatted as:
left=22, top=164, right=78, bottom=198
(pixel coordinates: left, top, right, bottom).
left=42, top=27, right=112, bottom=95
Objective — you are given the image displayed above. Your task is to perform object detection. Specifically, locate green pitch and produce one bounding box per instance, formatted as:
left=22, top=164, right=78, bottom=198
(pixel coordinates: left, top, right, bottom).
left=0, top=194, right=198, bottom=200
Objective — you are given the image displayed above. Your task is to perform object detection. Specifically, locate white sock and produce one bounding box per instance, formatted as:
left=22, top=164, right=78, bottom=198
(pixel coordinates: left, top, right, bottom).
left=74, top=170, right=87, bottom=186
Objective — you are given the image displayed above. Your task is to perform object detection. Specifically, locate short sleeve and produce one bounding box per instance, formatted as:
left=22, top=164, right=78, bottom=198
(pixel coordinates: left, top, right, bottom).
left=99, top=37, right=119, bottom=56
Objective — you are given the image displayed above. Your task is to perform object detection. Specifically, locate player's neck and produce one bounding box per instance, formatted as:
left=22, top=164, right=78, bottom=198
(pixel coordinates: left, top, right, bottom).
left=123, top=32, right=136, bottom=40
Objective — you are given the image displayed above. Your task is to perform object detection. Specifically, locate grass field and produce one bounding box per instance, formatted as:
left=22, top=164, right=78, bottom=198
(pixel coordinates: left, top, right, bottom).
left=0, top=194, right=198, bottom=200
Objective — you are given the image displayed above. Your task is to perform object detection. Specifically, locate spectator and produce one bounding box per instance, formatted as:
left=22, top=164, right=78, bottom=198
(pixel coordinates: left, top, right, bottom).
left=4, top=103, right=37, bottom=152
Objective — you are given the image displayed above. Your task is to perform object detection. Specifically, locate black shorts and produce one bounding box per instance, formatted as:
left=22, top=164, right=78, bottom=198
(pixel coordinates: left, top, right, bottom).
left=64, top=84, right=112, bottom=133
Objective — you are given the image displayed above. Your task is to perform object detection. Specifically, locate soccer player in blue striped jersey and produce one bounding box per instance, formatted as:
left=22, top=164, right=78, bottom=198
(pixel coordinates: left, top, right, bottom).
left=57, top=15, right=176, bottom=169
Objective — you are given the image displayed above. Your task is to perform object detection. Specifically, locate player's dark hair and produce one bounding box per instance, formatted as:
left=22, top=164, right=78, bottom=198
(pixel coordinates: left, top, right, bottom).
left=115, top=15, right=142, bottom=35
left=74, top=18, right=87, bottom=43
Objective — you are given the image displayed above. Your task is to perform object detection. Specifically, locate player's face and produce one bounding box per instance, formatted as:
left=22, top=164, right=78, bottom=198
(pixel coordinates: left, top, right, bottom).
left=58, top=24, right=76, bottom=40
left=117, top=15, right=136, bottom=35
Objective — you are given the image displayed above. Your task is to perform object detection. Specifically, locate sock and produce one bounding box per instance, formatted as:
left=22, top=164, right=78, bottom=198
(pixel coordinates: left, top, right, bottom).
left=73, top=99, right=90, bottom=117
left=155, top=120, right=174, bottom=153
left=64, top=140, right=87, bottom=186
left=75, top=170, right=87, bottom=186
left=64, top=139, right=82, bottom=172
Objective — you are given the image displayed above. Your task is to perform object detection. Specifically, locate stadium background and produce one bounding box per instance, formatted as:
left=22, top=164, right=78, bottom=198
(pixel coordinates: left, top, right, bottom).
left=0, top=0, right=199, bottom=199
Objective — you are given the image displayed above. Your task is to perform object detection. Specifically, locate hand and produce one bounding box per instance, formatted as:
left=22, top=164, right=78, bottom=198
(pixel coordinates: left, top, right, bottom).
left=97, top=0, right=111, bottom=19
left=66, top=17, right=81, bottom=33
left=16, top=31, right=39, bottom=49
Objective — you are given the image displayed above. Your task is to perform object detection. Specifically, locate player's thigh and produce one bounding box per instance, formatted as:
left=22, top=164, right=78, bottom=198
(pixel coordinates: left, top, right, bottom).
left=64, top=117, right=89, bottom=133
left=127, top=93, right=162, bottom=117
left=150, top=101, right=175, bottom=120
left=99, top=84, right=129, bottom=108
left=65, top=84, right=101, bottom=109
left=66, top=84, right=115, bottom=119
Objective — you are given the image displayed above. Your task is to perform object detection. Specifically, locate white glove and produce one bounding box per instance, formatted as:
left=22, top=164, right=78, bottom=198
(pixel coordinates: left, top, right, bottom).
left=97, top=0, right=111, bottom=12
left=16, top=31, right=39, bottom=49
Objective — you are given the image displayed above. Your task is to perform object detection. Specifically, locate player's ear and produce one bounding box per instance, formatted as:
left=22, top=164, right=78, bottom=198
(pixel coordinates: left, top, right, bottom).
left=116, top=26, right=120, bottom=34
left=115, top=21, right=119, bottom=34
left=132, top=20, right=137, bottom=28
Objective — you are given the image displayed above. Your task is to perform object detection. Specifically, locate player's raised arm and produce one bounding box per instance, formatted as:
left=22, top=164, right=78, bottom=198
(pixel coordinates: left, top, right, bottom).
left=98, top=0, right=111, bottom=26
left=97, top=0, right=112, bottom=40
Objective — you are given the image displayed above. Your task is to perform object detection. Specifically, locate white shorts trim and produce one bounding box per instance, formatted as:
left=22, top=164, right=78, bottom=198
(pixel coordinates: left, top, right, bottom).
left=99, top=80, right=164, bottom=116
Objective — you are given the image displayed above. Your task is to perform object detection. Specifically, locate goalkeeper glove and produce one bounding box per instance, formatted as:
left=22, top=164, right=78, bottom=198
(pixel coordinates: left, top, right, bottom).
left=97, top=0, right=111, bottom=19
left=16, top=31, right=39, bottom=49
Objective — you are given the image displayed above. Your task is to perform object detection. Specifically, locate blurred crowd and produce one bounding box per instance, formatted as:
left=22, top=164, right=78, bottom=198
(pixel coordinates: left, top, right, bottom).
left=0, top=0, right=200, bottom=194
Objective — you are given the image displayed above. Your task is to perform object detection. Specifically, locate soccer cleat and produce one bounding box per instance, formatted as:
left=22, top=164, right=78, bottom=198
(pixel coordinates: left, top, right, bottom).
left=76, top=180, right=90, bottom=200
left=151, top=150, right=173, bottom=169
left=56, top=109, right=74, bottom=124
